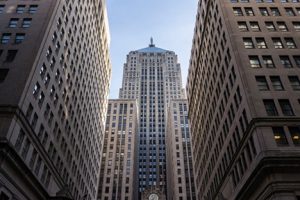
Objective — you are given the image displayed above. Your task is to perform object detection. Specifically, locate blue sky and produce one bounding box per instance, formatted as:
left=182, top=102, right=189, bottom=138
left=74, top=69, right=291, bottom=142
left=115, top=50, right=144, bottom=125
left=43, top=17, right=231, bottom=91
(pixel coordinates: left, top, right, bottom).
left=107, top=0, right=198, bottom=98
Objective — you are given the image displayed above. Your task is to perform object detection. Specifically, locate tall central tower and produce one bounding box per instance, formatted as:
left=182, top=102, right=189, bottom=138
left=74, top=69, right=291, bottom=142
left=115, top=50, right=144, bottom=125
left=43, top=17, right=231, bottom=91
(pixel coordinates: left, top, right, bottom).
left=119, top=39, right=185, bottom=196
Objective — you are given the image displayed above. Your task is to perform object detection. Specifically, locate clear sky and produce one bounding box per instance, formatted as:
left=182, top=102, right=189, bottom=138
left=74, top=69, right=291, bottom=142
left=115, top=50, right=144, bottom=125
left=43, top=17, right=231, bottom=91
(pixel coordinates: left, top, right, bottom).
left=107, top=0, right=198, bottom=98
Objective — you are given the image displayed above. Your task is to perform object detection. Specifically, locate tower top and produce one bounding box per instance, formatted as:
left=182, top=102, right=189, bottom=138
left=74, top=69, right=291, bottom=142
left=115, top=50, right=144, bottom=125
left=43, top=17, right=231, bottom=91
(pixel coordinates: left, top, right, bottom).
left=149, top=37, right=155, bottom=47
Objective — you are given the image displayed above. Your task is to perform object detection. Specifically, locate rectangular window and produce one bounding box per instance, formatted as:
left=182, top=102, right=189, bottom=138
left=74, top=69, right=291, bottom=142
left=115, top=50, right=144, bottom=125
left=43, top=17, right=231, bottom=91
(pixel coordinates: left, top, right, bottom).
left=0, top=69, right=9, bottom=83
left=233, top=7, right=243, bottom=16
left=15, top=33, right=25, bottom=44
left=263, top=99, right=278, bottom=116
left=288, top=76, right=300, bottom=90
left=0, top=5, right=5, bottom=14
left=272, top=127, right=288, bottom=146
left=6, top=50, right=18, bottom=62
left=16, top=5, right=26, bottom=14
left=250, top=21, right=260, bottom=31
left=259, top=7, right=269, bottom=16
left=243, top=38, right=254, bottom=48
left=272, top=38, right=284, bottom=49
left=249, top=56, right=261, bottom=68
left=289, top=127, right=300, bottom=146
left=9, top=18, right=19, bottom=28
left=238, top=21, right=248, bottom=31
left=270, top=76, right=284, bottom=90
left=280, top=56, right=293, bottom=68
left=256, top=37, right=267, bottom=49
left=22, top=18, right=32, bottom=28
left=256, top=76, right=269, bottom=91
left=294, top=56, right=300, bottom=67
left=285, top=38, right=297, bottom=49
left=1, top=33, right=11, bottom=44
left=279, top=99, right=294, bottom=116
left=263, top=56, right=275, bottom=68
left=265, top=21, right=276, bottom=31
left=29, top=5, right=38, bottom=14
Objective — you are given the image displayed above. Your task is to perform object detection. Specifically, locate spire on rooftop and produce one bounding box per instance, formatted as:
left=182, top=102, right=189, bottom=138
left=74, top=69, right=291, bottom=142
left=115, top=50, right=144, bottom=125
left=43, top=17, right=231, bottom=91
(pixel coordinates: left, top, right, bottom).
left=149, top=37, right=155, bottom=47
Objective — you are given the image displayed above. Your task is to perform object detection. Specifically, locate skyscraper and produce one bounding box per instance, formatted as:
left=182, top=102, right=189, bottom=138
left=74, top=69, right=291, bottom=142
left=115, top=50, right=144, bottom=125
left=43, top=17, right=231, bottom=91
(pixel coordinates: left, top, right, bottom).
left=119, top=39, right=186, bottom=197
left=98, top=99, right=139, bottom=200
left=166, top=99, right=196, bottom=200
left=187, top=1, right=300, bottom=200
left=0, top=0, right=111, bottom=200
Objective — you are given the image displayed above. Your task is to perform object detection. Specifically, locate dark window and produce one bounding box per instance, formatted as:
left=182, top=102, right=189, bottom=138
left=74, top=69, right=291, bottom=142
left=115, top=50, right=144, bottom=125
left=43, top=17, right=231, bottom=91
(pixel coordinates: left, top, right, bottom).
left=0, top=192, right=10, bottom=200
left=16, top=5, right=26, bottom=14
left=29, top=5, right=38, bottom=14
left=288, top=127, right=300, bottom=146
left=0, top=69, right=9, bottom=83
left=279, top=99, right=294, bottom=116
left=288, top=76, right=300, bottom=90
left=22, top=18, right=32, bottom=28
left=6, top=50, right=18, bottom=62
left=270, top=76, right=284, bottom=90
left=256, top=76, right=269, bottom=90
left=15, top=33, right=25, bottom=44
left=263, top=99, right=278, bottom=116
left=272, top=127, right=288, bottom=146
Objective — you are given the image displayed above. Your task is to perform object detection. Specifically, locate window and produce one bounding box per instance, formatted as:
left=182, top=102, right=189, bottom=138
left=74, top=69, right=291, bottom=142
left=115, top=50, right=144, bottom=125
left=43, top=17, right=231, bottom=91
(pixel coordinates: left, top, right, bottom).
left=9, top=18, right=19, bottom=28
left=16, top=5, right=26, bottom=14
left=289, top=76, right=300, bottom=90
left=29, top=5, right=38, bottom=14
left=15, top=129, right=25, bottom=152
left=272, top=38, right=283, bottom=48
left=0, top=5, right=5, bottom=14
left=280, top=56, right=293, bottom=68
left=256, top=76, right=269, bottom=91
left=279, top=99, right=294, bottom=116
left=270, top=76, right=284, bottom=90
left=243, top=38, right=254, bottom=48
left=0, top=69, right=9, bottom=83
left=238, top=21, right=248, bottom=31
left=277, top=22, right=288, bottom=31
left=249, top=56, right=261, bottom=68
left=263, top=99, right=278, bottom=116
left=265, top=21, right=276, bottom=31
left=263, top=56, right=275, bottom=68
left=15, top=33, right=25, bottom=44
left=22, top=18, right=32, bottom=28
left=285, top=38, right=296, bottom=49
left=1, top=33, right=11, bottom=44
left=259, top=7, right=269, bottom=16
left=245, top=7, right=255, bottom=16
left=285, top=7, right=295, bottom=16
left=272, top=127, right=288, bottom=146
left=256, top=38, right=267, bottom=49
left=233, top=7, right=243, bottom=16
left=293, top=22, right=300, bottom=31
left=270, top=7, right=281, bottom=16
left=288, top=127, right=300, bottom=146
left=250, top=21, right=260, bottom=31
left=5, top=50, right=17, bottom=62
left=0, top=192, right=10, bottom=200
left=293, top=56, right=300, bottom=67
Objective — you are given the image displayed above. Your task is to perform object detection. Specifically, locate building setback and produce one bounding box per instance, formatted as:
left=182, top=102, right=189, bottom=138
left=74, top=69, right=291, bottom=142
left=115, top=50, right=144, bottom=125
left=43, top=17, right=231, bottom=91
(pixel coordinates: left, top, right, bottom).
left=166, top=99, right=196, bottom=200
left=119, top=39, right=186, bottom=198
left=187, top=0, right=300, bottom=200
left=97, top=99, right=139, bottom=200
left=0, top=0, right=111, bottom=200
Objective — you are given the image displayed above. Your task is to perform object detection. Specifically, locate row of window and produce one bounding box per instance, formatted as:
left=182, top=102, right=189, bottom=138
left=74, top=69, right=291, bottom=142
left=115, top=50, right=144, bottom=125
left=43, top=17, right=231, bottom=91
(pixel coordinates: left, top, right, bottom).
left=233, top=6, right=300, bottom=17
left=1, top=33, right=25, bottom=44
left=273, top=126, right=300, bottom=146
left=238, top=21, right=300, bottom=32
left=243, top=37, right=297, bottom=49
left=263, top=99, right=295, bottom=116
left=0, top=4, right=38, bottom=14
left=7, top=18, right=32, bottom=28
left=249, top=55, right=300, bottom=68
left=256, top=75, right=300, bottom=91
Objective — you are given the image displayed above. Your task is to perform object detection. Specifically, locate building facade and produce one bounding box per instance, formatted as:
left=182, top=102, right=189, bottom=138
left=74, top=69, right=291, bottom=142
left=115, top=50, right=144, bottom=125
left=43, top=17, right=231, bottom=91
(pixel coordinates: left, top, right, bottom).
left=166, top=99, right=196, bottom=200
left=97, top=99, right=138, bottom=200
left=187, top=0, right=300, bottom=200
left=0, top=0, right=111, bottom=200
left=119, top=39, right=186, bottom=197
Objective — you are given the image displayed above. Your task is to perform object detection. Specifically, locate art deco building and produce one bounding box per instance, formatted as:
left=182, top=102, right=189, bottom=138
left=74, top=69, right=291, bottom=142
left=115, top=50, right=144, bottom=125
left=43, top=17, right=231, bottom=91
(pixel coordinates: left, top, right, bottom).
left=187, top=0, right=300, bottom=200
left=166, top=99, right=196, bottom=200
left=97, top=99, right=138, bottom=200
left=119, top=39, right=186, bottom=197
left=0, top=0, right=111, bottom=200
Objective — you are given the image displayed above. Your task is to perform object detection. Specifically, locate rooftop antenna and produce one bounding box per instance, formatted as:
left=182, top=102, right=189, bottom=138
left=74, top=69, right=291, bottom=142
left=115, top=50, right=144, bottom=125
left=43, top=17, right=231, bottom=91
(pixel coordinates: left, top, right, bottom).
left=149, top=37, right=155, bottom=47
